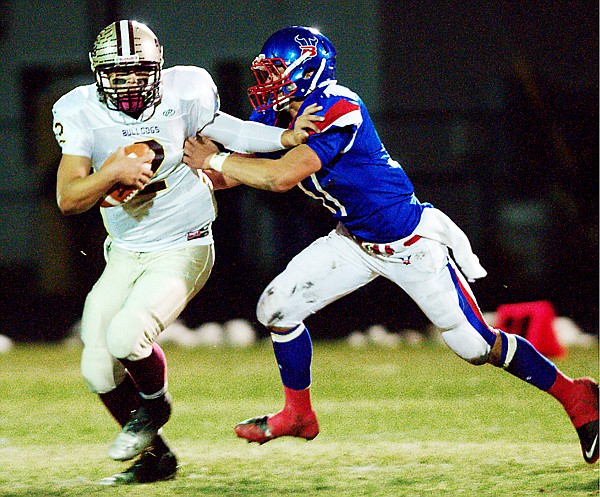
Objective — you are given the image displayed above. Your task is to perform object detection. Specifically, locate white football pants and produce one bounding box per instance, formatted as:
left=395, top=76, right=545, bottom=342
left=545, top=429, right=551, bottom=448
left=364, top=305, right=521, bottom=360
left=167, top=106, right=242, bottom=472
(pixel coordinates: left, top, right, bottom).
left=80, top=242, right=214, bottom=393
left=257, top=225, right=495, bottom=364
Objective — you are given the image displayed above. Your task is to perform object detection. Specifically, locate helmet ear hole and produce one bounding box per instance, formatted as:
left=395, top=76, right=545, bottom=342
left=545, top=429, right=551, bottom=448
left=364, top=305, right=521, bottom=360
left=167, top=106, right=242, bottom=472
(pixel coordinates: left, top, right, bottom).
left=302, top=69, right=315, bottom=80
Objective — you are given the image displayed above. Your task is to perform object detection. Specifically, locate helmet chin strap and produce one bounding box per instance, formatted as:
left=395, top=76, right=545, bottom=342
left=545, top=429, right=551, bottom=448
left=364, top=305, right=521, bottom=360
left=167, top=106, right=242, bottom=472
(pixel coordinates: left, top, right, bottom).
left=274, top=98, right=291, bottom=112
left=306, top=58, right=327, bottom=94
left=282, top=51, right=312, bottom=78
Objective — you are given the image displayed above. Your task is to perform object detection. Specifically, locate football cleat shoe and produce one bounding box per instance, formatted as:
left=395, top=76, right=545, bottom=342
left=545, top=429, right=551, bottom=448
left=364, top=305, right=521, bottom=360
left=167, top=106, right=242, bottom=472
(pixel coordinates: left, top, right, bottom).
left=577, top=419, right=598, bottom=464
left=235, top=409, right=319, bottom=445
left=108, top=394, right=172, bottom=461
left=99, top=449, right=178, bottom=485
left=565, top=378, right=599, bottom=464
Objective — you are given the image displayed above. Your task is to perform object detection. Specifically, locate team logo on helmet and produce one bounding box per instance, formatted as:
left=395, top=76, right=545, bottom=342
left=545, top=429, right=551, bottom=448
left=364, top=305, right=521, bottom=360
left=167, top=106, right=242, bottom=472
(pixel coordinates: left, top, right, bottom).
left=294, top=35, right=318, bottom=58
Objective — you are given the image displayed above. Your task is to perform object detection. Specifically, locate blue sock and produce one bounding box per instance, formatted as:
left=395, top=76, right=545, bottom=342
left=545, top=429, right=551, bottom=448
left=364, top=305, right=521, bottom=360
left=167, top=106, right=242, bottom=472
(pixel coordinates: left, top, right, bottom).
left=271, top=324, right=312, bottom=390
left=498, top=331, right=557, bottom=391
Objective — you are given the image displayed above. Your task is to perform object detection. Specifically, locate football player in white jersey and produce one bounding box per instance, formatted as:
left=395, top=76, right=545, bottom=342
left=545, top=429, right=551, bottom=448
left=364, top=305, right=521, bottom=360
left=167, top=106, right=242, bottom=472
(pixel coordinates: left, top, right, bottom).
left=52, top=20, right=320, bottom=485
left=184, top=26, right=598, bottom=465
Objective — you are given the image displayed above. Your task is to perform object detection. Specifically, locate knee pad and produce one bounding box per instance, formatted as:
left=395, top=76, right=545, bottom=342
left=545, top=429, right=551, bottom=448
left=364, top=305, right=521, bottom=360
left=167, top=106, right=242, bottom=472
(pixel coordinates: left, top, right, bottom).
left=81, top=346, right=127, bottom=394
left=106, top=310, right=154, bottom=360
left=441, top=328, right=491, bottom=365
left=257, top=286, right=295, bottom=329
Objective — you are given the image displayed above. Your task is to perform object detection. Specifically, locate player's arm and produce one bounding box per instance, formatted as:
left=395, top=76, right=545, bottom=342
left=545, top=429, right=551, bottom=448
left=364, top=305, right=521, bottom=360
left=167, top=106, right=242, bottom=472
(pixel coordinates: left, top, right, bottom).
left=201, top=104, right=322, bottom=153
left=200, top=168, right=243, bottom=191
left=184, top=104, right=322, bottom=189
left=187, top=143, right=321, bottom=193
left=183, top=136, right=241, bottom=191
left=56, top=149, right=153, bottom=215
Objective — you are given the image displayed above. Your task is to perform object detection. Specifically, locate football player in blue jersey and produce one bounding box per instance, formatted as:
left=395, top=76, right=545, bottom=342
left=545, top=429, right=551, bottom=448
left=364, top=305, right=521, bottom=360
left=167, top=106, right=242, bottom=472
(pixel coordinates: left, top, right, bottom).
left=184, top=25, right=598, bottom=464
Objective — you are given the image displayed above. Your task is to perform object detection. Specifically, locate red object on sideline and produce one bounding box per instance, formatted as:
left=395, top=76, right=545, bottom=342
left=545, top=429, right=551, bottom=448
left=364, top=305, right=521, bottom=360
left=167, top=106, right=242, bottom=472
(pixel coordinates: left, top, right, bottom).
left=495, top=300, right=565, bottom=358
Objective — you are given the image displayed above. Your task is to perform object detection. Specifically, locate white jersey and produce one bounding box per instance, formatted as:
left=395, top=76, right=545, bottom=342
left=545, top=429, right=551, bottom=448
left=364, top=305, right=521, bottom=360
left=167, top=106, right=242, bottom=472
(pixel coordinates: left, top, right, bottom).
left=53, top=66, right=221, bottom=252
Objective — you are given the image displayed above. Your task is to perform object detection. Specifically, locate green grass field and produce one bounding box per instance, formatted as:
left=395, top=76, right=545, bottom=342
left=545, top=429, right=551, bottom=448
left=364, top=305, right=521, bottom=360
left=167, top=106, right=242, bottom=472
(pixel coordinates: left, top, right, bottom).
left=0, top=340, right=598, bottom=496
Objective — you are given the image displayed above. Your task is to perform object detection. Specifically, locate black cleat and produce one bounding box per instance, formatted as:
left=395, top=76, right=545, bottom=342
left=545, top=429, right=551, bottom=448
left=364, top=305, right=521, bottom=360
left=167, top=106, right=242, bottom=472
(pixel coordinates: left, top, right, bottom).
left=108, top=394, right=172, bottom=461
left=577, top=419, right=599, bottom=464
left=99, top=449, right=178, bottom=485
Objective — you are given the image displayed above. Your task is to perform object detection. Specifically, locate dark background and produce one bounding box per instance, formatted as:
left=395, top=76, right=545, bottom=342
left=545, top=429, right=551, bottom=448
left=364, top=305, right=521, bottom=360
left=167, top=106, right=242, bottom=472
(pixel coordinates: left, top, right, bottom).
left=0, top=1, right=597, bottom=342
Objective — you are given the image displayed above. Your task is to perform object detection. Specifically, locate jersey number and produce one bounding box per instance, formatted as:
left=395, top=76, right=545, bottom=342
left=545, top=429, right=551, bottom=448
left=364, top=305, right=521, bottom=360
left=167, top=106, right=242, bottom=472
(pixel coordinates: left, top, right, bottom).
left=136, top=139, right=167, bottom=196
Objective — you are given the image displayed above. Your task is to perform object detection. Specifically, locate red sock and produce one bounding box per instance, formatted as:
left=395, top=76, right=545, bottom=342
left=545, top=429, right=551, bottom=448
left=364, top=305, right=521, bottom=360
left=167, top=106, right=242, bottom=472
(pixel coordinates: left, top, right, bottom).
left=266, top=386, right=318, bottom=439
left=282, top=386, right=313, bottom=414
left=548, top=371, right=598, bottom=428
left=119, top=343, right=168, bottom=398
left=547, top=370, right=575, bottom=405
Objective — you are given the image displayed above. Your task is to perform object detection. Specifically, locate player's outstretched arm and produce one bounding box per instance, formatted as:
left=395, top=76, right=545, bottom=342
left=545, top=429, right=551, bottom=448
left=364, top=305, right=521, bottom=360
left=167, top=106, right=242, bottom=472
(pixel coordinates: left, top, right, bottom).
left=184, top=140, right=321, bottom=193
left=201, top=104, right=323, bottom=153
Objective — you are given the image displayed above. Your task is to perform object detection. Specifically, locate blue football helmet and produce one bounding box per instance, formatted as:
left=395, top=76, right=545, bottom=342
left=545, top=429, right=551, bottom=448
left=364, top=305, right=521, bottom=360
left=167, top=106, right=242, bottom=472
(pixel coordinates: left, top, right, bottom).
left=248, top=26, right=336, bottom=112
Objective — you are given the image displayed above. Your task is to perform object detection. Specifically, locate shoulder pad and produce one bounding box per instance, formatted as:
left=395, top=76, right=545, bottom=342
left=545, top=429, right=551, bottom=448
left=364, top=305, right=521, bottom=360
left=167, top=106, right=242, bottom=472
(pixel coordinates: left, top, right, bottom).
left=52, top=84, right=95, bottom=118
left=313, top=94, right=362, bottom=132
left=163, top=66, right=217, bottom=101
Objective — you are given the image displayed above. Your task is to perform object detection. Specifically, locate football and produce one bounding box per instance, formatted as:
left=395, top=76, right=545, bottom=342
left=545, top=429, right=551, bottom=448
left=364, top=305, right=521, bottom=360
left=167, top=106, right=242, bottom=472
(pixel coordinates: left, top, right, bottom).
left=100, top=143, right=153, bottom=208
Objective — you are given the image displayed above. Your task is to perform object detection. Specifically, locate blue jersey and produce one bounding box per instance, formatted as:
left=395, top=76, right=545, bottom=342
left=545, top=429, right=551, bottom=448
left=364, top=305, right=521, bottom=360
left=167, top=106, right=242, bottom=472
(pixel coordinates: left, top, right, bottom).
left=250, top=81, right=431, bottom=243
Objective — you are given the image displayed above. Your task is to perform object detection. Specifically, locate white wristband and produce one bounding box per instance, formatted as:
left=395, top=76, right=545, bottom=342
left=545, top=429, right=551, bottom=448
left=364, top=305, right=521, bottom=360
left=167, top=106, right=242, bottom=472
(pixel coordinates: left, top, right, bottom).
left=208, top=152, right=230, bottom=172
